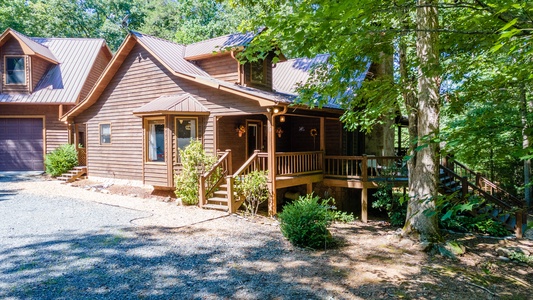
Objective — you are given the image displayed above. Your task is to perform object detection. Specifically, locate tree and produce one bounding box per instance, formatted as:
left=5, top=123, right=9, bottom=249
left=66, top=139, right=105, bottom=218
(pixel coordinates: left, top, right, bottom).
left=230, top=0, right=533, bottom=241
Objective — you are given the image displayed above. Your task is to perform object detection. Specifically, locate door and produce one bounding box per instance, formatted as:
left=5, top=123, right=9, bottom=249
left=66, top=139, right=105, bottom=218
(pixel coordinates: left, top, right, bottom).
left=246, top=120, right=262, bottom=157
left=75, top=123, right=86, bottom=166
left=0, top=118, right=44, bottom=171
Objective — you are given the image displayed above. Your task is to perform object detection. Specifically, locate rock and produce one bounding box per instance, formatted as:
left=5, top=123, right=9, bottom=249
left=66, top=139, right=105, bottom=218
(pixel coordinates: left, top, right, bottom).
left=525, top=228, right=533, bottom=240
left=101, top=189, right=110, bottom=194
left=445, top=241, right=466, bottom=256
left=498, top=256, right=511, bottom=262
left=496, top=246, right=531, bottom=257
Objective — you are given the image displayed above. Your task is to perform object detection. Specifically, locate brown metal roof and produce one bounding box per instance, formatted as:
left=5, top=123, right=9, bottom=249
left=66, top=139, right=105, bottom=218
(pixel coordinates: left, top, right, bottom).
left=0, top=28, right=59, bottom=63
left=133, top=93, right=209, bottom=115
left=132, top=31, right=209, bottom=77
left=184, top=31, right=256, bottom=59
left=273, top=54, right=329, bottom=95
left=0, top=37, right=109, bottom=104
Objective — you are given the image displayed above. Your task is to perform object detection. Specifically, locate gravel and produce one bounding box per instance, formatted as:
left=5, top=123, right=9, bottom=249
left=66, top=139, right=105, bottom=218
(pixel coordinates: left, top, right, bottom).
left=0, top=173, right=341, bottom=300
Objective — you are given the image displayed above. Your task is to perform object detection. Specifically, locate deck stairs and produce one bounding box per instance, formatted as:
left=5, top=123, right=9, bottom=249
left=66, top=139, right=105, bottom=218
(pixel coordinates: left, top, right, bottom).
left=439, top=160, right=527, bottom=234
left=203, top=183, right=230, bottom=212
left=57, top=166, right=87, bottom=183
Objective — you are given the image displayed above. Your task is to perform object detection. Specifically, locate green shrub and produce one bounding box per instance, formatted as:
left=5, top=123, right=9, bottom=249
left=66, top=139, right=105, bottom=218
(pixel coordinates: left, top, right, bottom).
left=278, top=194, right=335, bottom=249
left=175, top=140, right=216, bottom=205
left=372, top=183, right=407, bottom=226
left=234, top=170, right=270, bottom=216
left=45, top=144, right=78, bottom=177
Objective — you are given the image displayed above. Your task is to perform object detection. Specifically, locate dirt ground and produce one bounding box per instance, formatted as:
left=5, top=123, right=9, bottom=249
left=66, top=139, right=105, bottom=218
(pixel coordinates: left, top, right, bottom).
left=70, top=179, right=533, bottom=299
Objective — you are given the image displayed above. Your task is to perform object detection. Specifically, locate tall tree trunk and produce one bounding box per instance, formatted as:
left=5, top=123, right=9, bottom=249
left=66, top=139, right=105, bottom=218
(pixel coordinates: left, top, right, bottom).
left=403, top=0, right=440, bottom=241
left=520, top=83, right=531, bottom=208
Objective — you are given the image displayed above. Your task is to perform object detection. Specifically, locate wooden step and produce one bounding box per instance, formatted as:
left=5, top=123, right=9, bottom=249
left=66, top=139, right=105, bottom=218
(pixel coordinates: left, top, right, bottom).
left=207, top=197, right=229, bottom=204
left=213, top=190, right=228, bottom=197
left=202, top=204, right=229, bottom=212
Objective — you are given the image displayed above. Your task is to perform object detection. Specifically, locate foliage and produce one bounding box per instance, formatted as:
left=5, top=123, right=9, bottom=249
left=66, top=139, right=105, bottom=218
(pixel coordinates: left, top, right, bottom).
left=174, top=140, right=216, bottom=205
left=278, top=194, right=335, bottom=250
left=329, top=209, right=356, bottom=224
left=44, top=144, right=78, bottom=177
left=372, top=183, right=407, bottom=227
left=432, top=195, right=510, bottom=237
left=508, top=251, right=533, bottom=265
left=234, top=170, right=270, bottom=216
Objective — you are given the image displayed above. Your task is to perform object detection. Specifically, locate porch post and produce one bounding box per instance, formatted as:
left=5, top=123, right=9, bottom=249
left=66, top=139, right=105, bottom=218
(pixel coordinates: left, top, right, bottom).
left=361, top=186, right=368, bottom=223
left=267, top=113, right=277, bottom=216
left=320, top=117, right=325, bottom=151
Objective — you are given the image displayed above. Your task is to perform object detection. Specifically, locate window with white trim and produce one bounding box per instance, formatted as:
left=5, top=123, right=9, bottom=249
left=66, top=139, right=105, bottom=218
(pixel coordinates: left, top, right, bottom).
left=148, top=120, right=165, bottom=162
left=100, top=124, right=111, bottom=144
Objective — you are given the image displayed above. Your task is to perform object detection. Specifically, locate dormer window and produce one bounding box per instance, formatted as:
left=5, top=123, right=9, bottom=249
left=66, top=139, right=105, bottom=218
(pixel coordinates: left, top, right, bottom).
left=250, top=59, right=266, bottom=85
left=5, top=56, right=26, bottom=85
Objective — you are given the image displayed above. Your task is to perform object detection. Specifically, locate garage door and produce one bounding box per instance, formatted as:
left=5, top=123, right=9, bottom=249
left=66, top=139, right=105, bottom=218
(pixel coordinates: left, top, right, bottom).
left=0, top=118, right=44, bottom=171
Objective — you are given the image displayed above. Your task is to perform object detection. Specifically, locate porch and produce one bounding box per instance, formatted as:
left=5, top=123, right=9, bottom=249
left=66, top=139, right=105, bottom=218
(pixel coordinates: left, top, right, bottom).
left=200, top=150, right=407, bottom=222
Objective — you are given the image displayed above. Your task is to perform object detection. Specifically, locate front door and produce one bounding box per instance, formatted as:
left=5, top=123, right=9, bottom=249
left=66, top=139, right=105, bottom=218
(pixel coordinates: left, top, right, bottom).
left=246, top=120, right=262, bottom=157
left=75, top=123, right=86, bottom=166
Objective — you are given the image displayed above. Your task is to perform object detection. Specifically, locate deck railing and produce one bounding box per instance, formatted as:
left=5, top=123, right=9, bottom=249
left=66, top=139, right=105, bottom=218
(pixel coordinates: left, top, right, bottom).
left=275, top=151, right=323, bottom=176
left=324, top=155, right=407, bottom=181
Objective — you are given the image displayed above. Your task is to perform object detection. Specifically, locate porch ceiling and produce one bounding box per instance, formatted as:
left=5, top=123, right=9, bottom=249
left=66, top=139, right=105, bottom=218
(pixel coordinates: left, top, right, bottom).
left=133, top=93, right=210, bottom=116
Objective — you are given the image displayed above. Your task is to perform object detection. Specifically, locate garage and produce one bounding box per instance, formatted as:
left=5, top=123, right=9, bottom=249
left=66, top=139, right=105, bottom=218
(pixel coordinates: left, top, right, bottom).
left=0, top=118, right=44, bottom=171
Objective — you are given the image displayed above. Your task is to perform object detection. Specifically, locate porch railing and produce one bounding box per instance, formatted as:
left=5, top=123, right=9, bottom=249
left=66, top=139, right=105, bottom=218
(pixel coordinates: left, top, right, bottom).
left=199, top=150, right=232, bottom=207
left=276, top=151, right=323, bottom=176
left=324, top=155, right=407, bottom=181
left=226, top=150, right=268, bottom=212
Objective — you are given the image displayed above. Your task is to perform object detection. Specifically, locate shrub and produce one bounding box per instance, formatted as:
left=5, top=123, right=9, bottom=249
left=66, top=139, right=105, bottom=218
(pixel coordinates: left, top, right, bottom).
left=278, top=194, right=335, bottom=249
left=372, top=183, right=407, bottom=226
left=174, top=140, right=216, bottom=205
left=234, top=170, right=270, bottom=216
left=45, top=144, right=78, bottom=177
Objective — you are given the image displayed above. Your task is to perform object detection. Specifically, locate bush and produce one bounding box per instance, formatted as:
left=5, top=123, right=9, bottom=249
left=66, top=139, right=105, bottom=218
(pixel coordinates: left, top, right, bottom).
left=234, top=170, right=270, bottom=216
left=372, top=183, right=407, bottom=226
left=174, top=140, right=216, bottom=205
left=45, top=144, right=78, bottom=177
left=278, top=194, right=335, bottom=249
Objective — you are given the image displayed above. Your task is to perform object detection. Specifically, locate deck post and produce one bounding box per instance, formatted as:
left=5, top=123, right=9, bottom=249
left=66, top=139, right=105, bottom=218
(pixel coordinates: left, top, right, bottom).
left=199, top=176, right=206, bottom=207
left=461, top=176, right=468, bottom=198
left=267, top=112, right=277, bottom=216
left=306, top=183, right=313, bottom=194
left=361, top=186, right=368, bottom=223
left=226, top=149, right=232, bottom=174
left=515, top=210, right=523, bottom=238
left=227, top=176, right=234, bottom=213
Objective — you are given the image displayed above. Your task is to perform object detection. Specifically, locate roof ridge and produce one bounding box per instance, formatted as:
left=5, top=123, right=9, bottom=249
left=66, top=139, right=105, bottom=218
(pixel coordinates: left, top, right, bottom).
left=186, top=32, right=244, bottom=46
left=130, top=30, right=185, bottom=47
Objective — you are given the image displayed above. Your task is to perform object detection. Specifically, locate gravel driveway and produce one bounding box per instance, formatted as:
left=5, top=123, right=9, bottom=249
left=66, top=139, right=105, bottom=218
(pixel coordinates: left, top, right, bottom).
left=0, top=173, right=348, bottom=300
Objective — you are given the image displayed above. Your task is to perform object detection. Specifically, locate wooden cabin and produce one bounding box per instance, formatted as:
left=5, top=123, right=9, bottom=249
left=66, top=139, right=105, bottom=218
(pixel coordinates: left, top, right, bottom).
left=0, top=28, right=112, bottom=171
left=62, top=31, right=405, bottom=220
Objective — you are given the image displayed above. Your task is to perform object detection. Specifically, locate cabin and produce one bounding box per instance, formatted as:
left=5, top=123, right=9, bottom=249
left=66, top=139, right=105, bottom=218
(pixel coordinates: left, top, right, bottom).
left=0, top=28, right=112, bottom=171
left=61, top=31, right=405, bottom=220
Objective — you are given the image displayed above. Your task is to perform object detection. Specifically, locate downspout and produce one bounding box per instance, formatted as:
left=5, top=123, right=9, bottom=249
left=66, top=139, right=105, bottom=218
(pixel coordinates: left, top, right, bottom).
left=267, top=105, right=288, bottom=216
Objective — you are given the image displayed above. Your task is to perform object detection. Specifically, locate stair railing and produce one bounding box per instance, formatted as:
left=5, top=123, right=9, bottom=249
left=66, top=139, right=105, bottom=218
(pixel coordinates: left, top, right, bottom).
left=226, top=150, right=268, bottom=213
left=199, top=150, right=232, bottom=208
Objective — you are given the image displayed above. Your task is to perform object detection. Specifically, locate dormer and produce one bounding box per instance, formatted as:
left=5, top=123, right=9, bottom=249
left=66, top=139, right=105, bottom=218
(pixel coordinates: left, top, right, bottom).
left=184, top=31, right=285, bottom=92
left=0, top=28, right=59, bottom=94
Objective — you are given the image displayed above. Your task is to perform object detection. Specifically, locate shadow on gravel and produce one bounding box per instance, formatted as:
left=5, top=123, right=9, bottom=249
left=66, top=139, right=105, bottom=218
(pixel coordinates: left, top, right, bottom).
left=0, top=227, right=338, bottom=299
left=0, top=172, right=43, bottom=183
left=0, top=188, right=20, bottom=201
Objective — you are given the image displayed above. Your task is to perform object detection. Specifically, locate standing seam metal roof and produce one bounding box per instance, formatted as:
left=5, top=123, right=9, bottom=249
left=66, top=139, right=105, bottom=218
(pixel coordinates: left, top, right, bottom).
left=0, top=38, right=107, bottom=104
left=131, top=31, right=209, bottom=77
left=184, top=31, right=256, bottom=58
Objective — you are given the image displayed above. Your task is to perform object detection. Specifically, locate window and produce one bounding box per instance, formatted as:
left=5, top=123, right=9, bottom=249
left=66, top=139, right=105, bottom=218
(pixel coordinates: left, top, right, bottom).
left=5, top=56, right=26, bottom=85
left=250, top=60, right=266, bottom=84
left=100, top=124, right=111, bottom=144
left=176, top=118, right=197, bottom=160
left=148, top=120, right=165, bottom=162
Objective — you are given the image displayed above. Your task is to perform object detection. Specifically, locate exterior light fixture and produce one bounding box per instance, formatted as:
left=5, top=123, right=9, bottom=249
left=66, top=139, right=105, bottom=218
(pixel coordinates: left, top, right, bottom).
left=279, top=116, right=285, bottom=122
left=236, top=125, right=246, bottom=137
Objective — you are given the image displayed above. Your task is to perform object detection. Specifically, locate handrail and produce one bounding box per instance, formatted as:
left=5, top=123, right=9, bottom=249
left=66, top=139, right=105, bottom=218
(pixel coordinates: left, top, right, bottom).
left=324, top=155, right=407, bottom=181
left=232, top=150, right=268, bottom=178
left=199, top=150, right=231, bottom=207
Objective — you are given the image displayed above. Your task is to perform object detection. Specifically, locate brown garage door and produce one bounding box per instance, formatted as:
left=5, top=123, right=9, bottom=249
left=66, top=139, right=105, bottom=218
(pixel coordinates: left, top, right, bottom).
left=0, top=118, right=44, bottom=171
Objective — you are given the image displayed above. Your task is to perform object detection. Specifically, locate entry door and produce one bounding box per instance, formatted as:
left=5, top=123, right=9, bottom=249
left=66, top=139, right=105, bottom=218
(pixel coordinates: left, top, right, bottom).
left=75, top=123, right=86, bottom=166
left=246, top=120, right=262, bottom=157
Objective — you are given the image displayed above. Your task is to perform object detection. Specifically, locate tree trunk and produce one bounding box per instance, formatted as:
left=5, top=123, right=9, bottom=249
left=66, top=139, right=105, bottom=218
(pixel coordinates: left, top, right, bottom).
left=403, top=0, right=440, bottom=241
left=520, top=83, right=531, bottom=208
